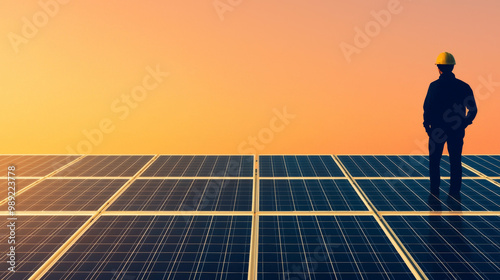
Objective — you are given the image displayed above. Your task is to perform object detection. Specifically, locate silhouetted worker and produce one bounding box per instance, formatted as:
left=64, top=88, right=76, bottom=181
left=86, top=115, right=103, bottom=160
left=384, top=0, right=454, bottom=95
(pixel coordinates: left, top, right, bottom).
left=423, top=52, right=477, bottom=197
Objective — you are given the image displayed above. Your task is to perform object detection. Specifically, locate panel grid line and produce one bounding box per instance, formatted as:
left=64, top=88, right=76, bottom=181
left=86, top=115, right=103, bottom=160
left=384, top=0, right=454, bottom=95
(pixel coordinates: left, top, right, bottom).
left=462, top=162, right=500, bottom=188
left=355, top=178, right=500, bottom=212
left=248, top=155, right=258, bottom=280
left=463, top=155, right=500, bottom=177
left=295, top=216, right=313, bottom=278
left=14, top=210, right=500, bottom=216
left=0, top=177, right=44, bottom=179
left=351, top=176, right=478, bottom=180
left=257, top=176, right=348, bottom=179
left=311, top=216, right=339, bottom=279
left=380, top=211, right=500, bottom=216
left=139, top=176, right=254, bottom=180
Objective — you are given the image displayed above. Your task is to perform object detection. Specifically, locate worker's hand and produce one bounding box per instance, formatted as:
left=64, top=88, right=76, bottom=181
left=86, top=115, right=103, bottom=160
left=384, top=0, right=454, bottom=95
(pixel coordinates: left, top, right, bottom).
left=424, top=126, right=432, bottom=137
left=460, top=121, right=470, bottom=130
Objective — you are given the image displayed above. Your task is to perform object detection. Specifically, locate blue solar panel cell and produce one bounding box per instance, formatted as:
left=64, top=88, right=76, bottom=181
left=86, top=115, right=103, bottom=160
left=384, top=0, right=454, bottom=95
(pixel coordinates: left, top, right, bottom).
left=141, top=155, right=254, bottom=177
left=385, top=215, right=500, bottom=280
left=338, top=155, right=478, bottom=177
left=1, top=153, right=498, bottom=279
left=108, top=179, right=253, bottom=211
left=42, top=216, right=252, bottom=280
left=259, top=155, right=344, bottom=177
left=258, top=216, right=415, bottom=279
left=259, top=179, right=367, bottom=211
left=17, top=179, right=128, bottom=211
left=0, top=155, right=80, bottom=177
left=463, top=155, right=500, bottom=176
left=0, top=216, right=89, bottom=280
left=53, top=155, right=153, bottom=177
left=356, top=179, right=500, bottom=212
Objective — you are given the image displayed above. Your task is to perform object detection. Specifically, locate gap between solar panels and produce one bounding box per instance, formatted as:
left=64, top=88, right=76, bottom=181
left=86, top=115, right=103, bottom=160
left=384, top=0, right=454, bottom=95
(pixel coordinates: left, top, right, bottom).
left=377, top=211, right=500, bottom=216
left=248, top=155, right=259, bottom=280
left=47, top=176, right=134, bottom=179
left=138, top=176, right=254, bottom=179
left=352, top=176, right=472, bottom=179
left=331, top=155, right=429, bottom=280
left=28, top=155, right=160, bottom=280
left=462, top=162, right=500, bottom=188
left=0, top=155, right=86, bottom=206
left=7, top=211, right=95, bottom=216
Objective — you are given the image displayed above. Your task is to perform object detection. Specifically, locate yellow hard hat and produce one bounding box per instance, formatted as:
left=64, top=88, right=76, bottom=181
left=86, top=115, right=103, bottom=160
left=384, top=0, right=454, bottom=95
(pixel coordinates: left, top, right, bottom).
left=435, top=52, right=456, bottom=65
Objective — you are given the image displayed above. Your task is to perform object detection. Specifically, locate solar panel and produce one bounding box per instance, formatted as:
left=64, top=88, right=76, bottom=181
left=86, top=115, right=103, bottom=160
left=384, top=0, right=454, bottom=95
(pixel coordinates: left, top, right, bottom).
left=41, top=215, right=252, bottom=280
left=259, top=179, right=367, bottom=211
left=16, top=179, right=128, bottom=211
left=108, top=179, right=253, bottom=211
left=2, top=153, right=499, bottom=279
left=385, top=215, right=500, bottom=280
left=259, top=215, right=415, bottom=279
left=53, top=155, right=153, bottom=177
left=259, top=155, right=344, bottom=177
left=0, top=215, right=89, bottom=280
left=356, top=179, right=500, bottom=212
left=0, top=155, right=79, bottom=177
left=141, top=155, right=254, bottom=177
left=463, top=155, right=500, bottom=176
left=338, top=155, right=478, bottom=177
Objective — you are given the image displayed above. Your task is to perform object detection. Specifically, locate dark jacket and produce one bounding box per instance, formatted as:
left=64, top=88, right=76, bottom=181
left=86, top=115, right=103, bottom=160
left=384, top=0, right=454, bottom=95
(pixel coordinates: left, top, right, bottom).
left=423, top=72, right=477, bottom=133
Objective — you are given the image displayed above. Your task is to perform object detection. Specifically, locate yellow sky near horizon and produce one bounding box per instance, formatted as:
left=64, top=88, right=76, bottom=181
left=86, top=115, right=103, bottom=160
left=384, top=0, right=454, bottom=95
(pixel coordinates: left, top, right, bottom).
left=1, top=0, right=499, bottom=155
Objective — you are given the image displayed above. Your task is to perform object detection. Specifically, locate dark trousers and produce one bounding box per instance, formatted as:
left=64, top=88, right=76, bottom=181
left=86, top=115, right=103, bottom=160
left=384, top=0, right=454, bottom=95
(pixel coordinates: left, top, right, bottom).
left=428, top=129, right=464, bottom=194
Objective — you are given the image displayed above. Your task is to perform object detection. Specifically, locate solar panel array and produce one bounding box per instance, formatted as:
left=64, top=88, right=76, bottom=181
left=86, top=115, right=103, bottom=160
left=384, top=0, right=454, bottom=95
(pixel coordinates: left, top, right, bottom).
left=1, top=154, right=499, bottom=280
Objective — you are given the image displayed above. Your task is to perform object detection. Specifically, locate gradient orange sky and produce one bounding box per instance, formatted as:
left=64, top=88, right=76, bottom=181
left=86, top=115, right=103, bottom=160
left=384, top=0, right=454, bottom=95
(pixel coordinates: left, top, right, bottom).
left=2, top=0, right=499, bottom=154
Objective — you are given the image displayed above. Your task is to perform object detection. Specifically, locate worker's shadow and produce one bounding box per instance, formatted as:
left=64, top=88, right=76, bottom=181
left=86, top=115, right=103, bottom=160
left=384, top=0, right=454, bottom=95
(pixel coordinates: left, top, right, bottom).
left=446, top=193, right=463, bottom=212
left=427, top=192, right=462, bottom=212
left=427, top=193, right=471, bottom=274
left=427, top=193, right=442, bottom=212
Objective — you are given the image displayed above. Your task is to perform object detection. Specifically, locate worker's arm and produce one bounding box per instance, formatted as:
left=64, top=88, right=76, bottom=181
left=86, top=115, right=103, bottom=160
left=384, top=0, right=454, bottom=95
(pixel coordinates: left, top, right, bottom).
left=463, top=85, right=477, bottom=128
left=423, top=84, right=433, bottom=135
